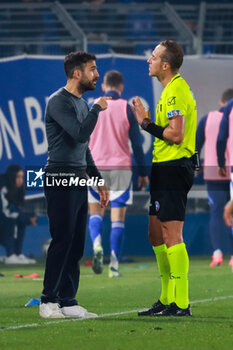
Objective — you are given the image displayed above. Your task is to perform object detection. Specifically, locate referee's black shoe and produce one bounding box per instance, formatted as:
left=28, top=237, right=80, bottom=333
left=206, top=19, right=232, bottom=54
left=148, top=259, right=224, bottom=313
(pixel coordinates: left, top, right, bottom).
left=156, top=302, right=192, bottom=316
left=138, top=300, right=167, bottom=316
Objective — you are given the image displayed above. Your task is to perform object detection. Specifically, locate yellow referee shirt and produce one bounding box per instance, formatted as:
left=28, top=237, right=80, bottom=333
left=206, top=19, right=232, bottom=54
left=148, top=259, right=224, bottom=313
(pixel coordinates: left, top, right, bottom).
left=152, top=73, right=197, bottom=163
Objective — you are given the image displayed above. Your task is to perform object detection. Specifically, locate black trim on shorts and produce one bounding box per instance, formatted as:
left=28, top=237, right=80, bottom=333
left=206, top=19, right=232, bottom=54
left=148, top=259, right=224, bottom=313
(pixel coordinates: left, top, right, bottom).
left=152, top=156, right=195, bottom=167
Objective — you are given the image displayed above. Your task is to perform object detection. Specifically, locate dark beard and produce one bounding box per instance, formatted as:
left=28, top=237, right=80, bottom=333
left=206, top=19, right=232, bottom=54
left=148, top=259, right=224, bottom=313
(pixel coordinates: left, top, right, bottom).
left=78, top=77, right=96, bottom=94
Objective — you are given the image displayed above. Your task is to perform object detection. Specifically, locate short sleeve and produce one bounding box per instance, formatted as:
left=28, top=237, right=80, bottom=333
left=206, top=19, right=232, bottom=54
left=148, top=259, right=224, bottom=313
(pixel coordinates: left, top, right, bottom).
left=165, top=85, right=187, bottom=119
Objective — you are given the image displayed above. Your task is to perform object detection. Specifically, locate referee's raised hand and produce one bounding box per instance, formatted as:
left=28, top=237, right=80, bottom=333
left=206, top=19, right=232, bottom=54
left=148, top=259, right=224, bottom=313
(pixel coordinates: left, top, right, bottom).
left=131, top=96, right=147, bottom=124
left=95, top=96, right=112, bottom=111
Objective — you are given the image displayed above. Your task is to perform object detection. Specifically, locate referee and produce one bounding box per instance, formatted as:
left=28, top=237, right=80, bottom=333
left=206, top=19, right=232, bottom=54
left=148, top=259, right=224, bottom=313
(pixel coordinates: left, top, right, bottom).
left=132, top=40, right=197, bottom=316
left=40, top=52, right=109, bottom=319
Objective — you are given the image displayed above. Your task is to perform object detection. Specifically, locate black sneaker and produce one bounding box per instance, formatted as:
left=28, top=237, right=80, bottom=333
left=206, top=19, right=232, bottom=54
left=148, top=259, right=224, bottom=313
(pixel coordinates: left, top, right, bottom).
left=156, top=302, right=192, bottom=316
left=138, top=300, right=167, bottom=316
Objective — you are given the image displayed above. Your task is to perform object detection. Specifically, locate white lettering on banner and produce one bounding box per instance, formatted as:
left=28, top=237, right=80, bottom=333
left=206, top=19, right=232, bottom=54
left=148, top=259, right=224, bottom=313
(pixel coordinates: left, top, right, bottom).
left=24, top=97, right=47, bottom=156
left=0, top=101, right=25, bottom=159
left=0, top=129, right=2, bottom=159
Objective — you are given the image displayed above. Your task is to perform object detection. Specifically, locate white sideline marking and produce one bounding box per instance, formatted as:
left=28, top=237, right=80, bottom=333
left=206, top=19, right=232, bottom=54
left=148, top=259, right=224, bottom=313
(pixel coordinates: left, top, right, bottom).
left=1, top=295, right=233, bottom=332
left=32, top=275, right=93, bottom=281
left=190, top=295, right=233, bottom=304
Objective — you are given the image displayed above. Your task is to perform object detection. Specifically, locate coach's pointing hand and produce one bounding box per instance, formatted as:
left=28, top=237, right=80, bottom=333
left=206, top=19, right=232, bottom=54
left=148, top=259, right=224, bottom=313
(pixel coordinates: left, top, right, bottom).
left=95, top=96, right=112, bottom=111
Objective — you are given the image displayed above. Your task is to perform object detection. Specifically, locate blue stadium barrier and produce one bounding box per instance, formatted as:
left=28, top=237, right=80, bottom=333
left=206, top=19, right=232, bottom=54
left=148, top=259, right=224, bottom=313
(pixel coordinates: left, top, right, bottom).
left=0, top=55, right=154, bottom=175
left=0, top=213, right=232, bottom=258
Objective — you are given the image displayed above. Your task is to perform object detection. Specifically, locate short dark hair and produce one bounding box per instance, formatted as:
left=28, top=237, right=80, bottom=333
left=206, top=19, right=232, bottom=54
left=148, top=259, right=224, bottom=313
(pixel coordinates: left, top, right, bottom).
left=64, top=51, right=96, bottom=78
left=103, top=70, right=124, bottom=88
left=159, top=40, right=184, bottom=71
left=221, top=88, right=233, bottom=103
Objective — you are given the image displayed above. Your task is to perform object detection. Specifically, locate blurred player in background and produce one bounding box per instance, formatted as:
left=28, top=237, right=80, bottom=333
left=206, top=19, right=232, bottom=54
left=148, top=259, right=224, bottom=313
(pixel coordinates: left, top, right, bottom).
left=132, top=40, right=196, bottom=316
left=88, top=70, right=149, bottom=278
left=224, top=198, right=233, bottom=272
left=40, top=52, right=109, bottom=319
left=196, top=89, right=233, bottom=267
left=0, top=164, right=37, bottom=264
left=217, top=94, right=233, bottom=266
left=224, top=199, right=233, bottom=228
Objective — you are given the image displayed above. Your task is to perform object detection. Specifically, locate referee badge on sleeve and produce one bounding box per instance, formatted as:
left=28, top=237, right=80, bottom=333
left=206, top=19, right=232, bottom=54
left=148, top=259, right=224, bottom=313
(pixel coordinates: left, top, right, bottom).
left=167, top=96, right=176, bottom=106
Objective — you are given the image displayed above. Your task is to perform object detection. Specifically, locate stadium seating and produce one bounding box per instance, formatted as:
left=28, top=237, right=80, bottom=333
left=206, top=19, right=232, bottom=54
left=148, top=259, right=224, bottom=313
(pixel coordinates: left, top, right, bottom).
left=0, top=2, right=233, bottom=57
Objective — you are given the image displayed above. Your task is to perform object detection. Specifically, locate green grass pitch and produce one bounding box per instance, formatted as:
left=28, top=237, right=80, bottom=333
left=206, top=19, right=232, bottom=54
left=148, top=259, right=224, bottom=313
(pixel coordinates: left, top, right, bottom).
left=0, top=257, right=233, bottom=350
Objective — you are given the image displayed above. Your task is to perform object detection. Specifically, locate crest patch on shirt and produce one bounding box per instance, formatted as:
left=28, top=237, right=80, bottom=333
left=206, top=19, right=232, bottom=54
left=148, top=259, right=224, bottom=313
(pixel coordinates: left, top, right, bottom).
left=167, top=96, right=176, bottom=106
left=155, top=201, right=160, bottom=212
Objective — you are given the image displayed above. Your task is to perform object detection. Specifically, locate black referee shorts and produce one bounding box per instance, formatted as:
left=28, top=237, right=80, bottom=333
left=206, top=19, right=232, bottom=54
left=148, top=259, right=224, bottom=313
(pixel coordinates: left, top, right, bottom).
left=149, top=158, right=194, bottom=222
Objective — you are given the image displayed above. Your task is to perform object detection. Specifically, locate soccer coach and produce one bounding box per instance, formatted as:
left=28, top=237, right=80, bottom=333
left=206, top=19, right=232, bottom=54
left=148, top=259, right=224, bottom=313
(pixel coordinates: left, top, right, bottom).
left=40, top=52, right=110, bottom=319
left=132, top=40, right=197, bottom=316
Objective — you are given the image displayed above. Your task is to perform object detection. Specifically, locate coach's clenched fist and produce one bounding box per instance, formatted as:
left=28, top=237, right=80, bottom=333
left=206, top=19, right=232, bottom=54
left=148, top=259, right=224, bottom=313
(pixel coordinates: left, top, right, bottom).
left=95, top=96, right=112, bottom=111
